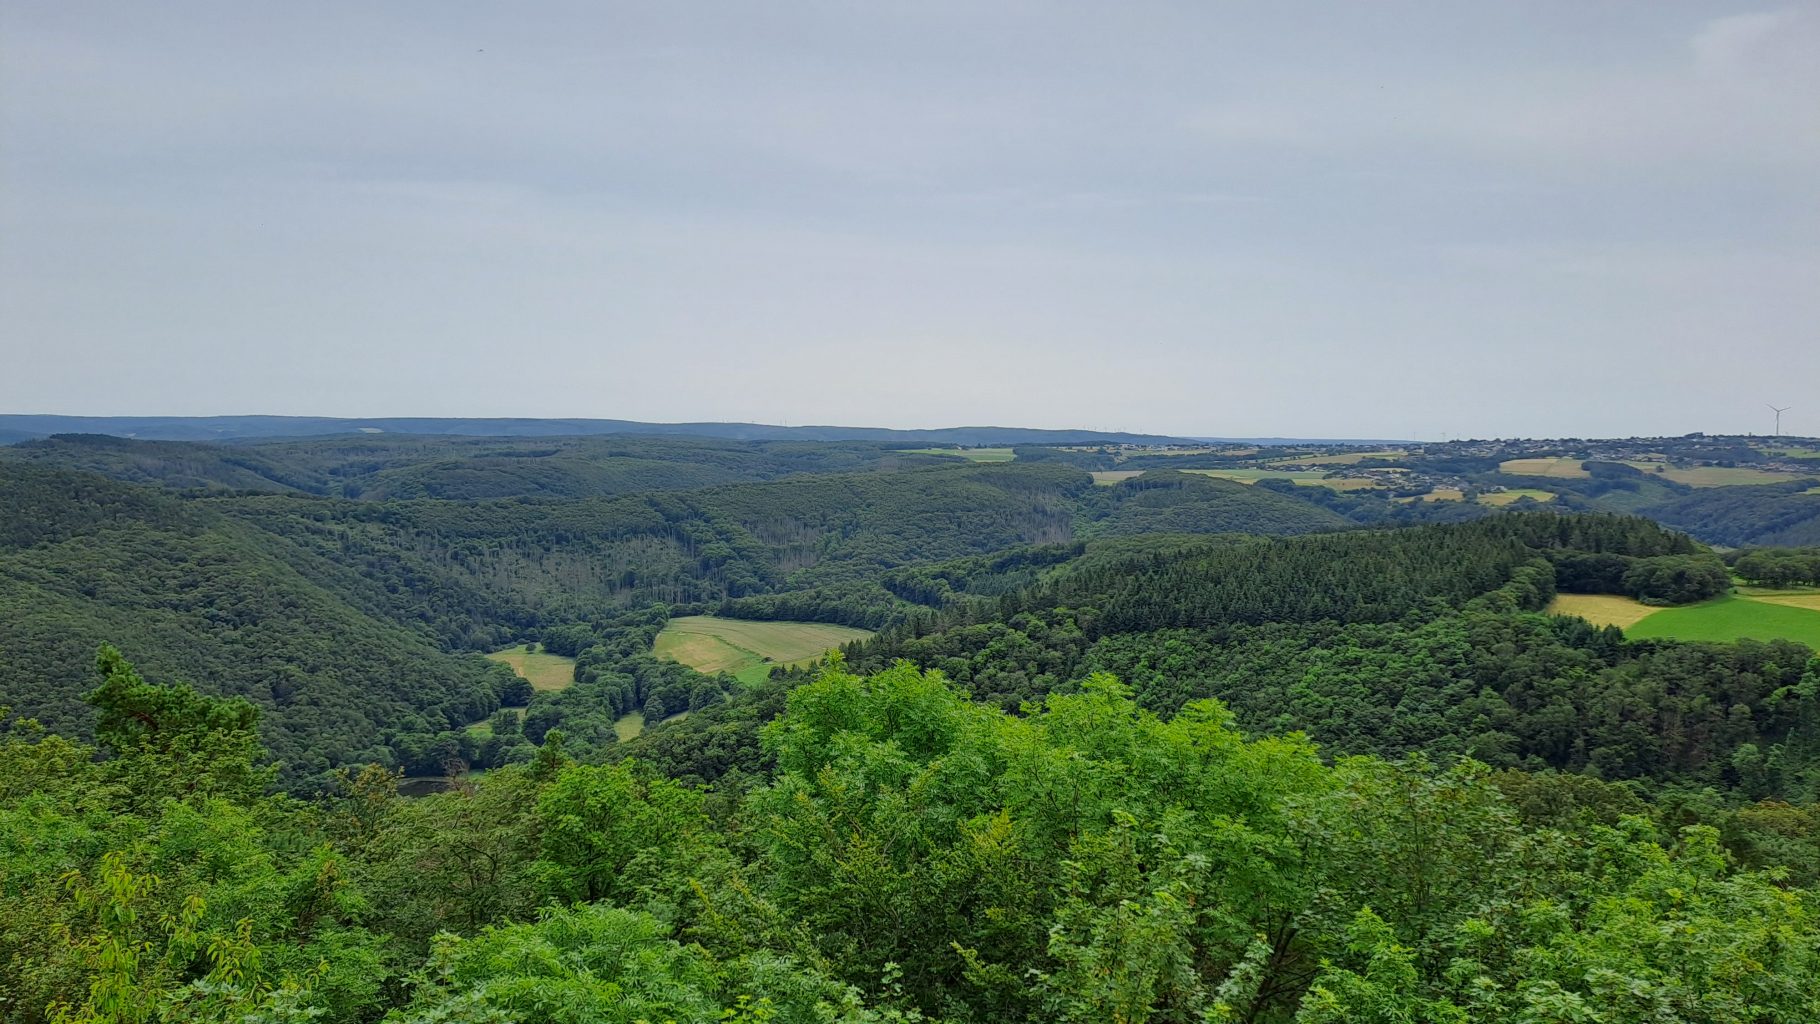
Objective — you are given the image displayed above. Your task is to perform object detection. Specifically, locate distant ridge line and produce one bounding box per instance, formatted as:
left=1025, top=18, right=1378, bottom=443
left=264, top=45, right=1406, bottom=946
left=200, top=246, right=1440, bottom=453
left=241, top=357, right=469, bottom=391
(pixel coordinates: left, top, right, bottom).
left=0, top=414, right=1200, bottom=447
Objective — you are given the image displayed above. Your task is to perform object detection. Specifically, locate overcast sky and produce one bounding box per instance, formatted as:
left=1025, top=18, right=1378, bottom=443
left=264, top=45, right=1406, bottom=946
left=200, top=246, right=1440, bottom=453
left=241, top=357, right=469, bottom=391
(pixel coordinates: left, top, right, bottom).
left=3, top=2, right=1816, bottom=439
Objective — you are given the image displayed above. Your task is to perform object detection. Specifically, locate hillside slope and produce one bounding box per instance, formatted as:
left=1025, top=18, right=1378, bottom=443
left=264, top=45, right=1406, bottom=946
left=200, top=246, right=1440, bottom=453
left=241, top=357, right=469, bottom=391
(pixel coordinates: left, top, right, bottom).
left=0, top=466, right=519, bottom=782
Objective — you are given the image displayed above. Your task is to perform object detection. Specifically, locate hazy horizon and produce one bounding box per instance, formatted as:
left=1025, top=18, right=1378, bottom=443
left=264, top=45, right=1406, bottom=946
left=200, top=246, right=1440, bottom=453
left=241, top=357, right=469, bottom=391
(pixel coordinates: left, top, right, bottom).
left=4, top=2, right=1816, bottom=439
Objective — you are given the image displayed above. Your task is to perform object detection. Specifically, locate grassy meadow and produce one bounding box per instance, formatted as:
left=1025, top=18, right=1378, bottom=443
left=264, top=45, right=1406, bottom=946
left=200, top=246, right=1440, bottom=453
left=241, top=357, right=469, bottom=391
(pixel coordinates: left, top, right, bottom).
left=1267, top=449, right=1405, bottom=467
left=654, top=615, right=874, bottom=685
left=1622, top=463, right=1809, bottom=487
left=1626, top=594, right=1820, bottom=646
left=1499, top=458, right=1589, bottom=478
left=899, top=447, right=1016, bottom=462
left=1091, top=470, right=1145, bottom=485
left=484, top=647, right=576, bottom=691
left=1551, top=590, right=1820, bottom=647
left=1478, top=488, right=1556, bottom=506
left=1183, top=468, right=1381, bottom=490
left=1739, top=587, right=1820, bottom=612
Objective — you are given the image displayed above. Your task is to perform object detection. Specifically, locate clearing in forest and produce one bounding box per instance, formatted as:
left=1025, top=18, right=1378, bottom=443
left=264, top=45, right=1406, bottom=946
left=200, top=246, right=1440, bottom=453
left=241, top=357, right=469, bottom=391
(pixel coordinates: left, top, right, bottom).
left=1479, top=488, right=1556, bottom=506
left=613, top=708, right=692, bottom=742
left=899, top=447, right=1016, bottom=462
left=1091, top=470, right=1144, bottom=485
left=1625, top=594, right=1820, bottom=647
left=1184, top=468, right=1380, bottom=490
left=1624, top=464, right=1808, bottom=487
left=484, top=647, right=576, bottom=691
left=1267, top=449, right=1405, bottom=466
left=1499, top=458, right=1589, bottom=478
left=654, top=615, right=873, bottom=686
left=1738, top=587, right=1820, bottom=612
left=1552, top=591, right=1820, bottom=646
left=1547, top=594, right=1664, bottom=629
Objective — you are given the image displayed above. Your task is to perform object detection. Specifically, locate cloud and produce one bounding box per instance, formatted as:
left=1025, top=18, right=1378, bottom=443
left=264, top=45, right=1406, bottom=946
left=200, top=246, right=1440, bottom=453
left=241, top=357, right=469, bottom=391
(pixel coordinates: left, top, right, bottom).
left=1, top=2, right=1816, bottom=438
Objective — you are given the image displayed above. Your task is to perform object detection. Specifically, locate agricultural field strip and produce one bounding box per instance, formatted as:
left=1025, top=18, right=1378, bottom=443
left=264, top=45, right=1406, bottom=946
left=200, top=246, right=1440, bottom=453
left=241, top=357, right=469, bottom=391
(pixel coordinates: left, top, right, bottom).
left=1546, top=593, right=1665, bottom=630
left=1740, top=588, right=1820, bottom=612
left=896, top=448, right=1015, bottom=462
left=1479, top=489, right=1556, bottom=506
left=1550, top=590, right=1820, bottom=645
left=1262, top=449, right=1405, bottom=467
left=1498, top=458, right=1590, bottom=479
left=655, top=616, right=873, bottom=676
left=1182, top=468, right=1381, bottom=490
left=482, top=648, right=576, bottom=691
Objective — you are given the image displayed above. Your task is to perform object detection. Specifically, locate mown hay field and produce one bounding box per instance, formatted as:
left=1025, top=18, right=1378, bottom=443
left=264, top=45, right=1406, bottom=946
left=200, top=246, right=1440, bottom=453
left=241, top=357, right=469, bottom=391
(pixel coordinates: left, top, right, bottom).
left=654, top=615, right=874, bottom=685
left=484, top=647, right=576, bottom=691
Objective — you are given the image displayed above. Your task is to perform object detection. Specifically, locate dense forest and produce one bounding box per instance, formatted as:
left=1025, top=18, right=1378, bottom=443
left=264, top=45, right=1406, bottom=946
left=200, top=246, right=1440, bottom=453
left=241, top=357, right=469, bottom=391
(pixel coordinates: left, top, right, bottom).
left=2, top=650, right=1814, bottom=1022
left=0, top=459, right=1335, bottom=784
left=4, top=432, right=1820, bottom=1020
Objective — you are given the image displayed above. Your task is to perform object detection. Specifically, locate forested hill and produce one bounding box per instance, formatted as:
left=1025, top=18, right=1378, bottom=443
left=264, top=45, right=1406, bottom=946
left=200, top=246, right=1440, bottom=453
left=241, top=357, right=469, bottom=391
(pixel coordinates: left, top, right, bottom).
left=0, top=459, right=1337, bottom=782
left=839, top=512, right=1818, bottom=801
left=0, top=465, right=524, bottom=779
left=1643, top=479, right=1820, bottom=546
left=0, top=413, right=1191, bottom=445
left=5, top=459, right=1820, bottom=1019
left=0, top=432, right=967, bottom=499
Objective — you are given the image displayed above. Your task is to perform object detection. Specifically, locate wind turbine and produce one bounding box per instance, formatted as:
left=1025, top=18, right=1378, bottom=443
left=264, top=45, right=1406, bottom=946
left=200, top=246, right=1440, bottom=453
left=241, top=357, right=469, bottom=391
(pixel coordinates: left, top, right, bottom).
left=1768, top=404, right=1790, bottom=437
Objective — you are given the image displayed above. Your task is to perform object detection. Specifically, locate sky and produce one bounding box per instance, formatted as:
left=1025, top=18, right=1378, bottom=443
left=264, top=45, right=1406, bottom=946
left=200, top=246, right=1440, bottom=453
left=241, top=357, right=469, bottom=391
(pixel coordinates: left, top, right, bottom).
left=2, top=2, right=1816, bottom=440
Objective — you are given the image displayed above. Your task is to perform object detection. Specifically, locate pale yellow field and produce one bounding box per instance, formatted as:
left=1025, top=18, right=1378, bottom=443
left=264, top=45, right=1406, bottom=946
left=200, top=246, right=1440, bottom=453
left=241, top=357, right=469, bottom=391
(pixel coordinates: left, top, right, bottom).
left=1500, top=458, right=1590, bottom=478
left=484, top=648, right=577, bottom=691
left=1739, top=588, right=1820, bottom=612
left=1184, top=469, right=1381, bottom=490
left=1091, top=470, right=1145, bottom=485
left=1478, top=488, right=1556, bottom=506
left=1547, top=593, right=1662, bottom=629
left=1421, top=488, right=1466, bottom=502
left=655, top=615, right=873, bottom=684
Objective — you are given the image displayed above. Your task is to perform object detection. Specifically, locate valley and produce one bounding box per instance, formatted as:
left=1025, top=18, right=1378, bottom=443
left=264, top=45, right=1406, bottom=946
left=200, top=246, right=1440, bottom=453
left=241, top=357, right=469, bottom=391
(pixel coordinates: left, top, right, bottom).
left=5, top=425, right=1819, bottom=1023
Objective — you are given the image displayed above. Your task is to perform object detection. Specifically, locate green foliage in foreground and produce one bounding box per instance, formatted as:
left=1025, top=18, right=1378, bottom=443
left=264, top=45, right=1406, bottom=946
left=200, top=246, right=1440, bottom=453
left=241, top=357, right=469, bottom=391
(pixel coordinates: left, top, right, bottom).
left=4, top=652, right=1818, bottom=1023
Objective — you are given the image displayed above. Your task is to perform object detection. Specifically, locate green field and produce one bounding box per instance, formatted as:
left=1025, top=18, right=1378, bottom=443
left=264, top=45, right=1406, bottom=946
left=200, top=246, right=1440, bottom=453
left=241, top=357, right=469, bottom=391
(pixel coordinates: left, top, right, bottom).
left=1739, top=587, right=1820, bottom=612
left=1622, top=463, right=1808, bottom=487
left=612, top=710, right=644, bottom=742
left=1479, top=488, right=1556, bottom=506
left=1091, top=470, right=1145, bottom=485
left=654, top=615, right=874, bottom=685
left=1267, top=449, right=1405, bottom=467
left=483, top=647, right=576, bottom=691
left=612, top=708, right=692, bottom=742
left=899, top=447, right=1016, bottom=462
left=1551, top=589, right=1820, bottom=646
left=1499, top=457, right=1588, bottom=478
left=1183, top=468, right=1381, bottom=490
left=1625, top=594, right=1820, bottom=646
left=463, top=707, right=524, bottom=740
